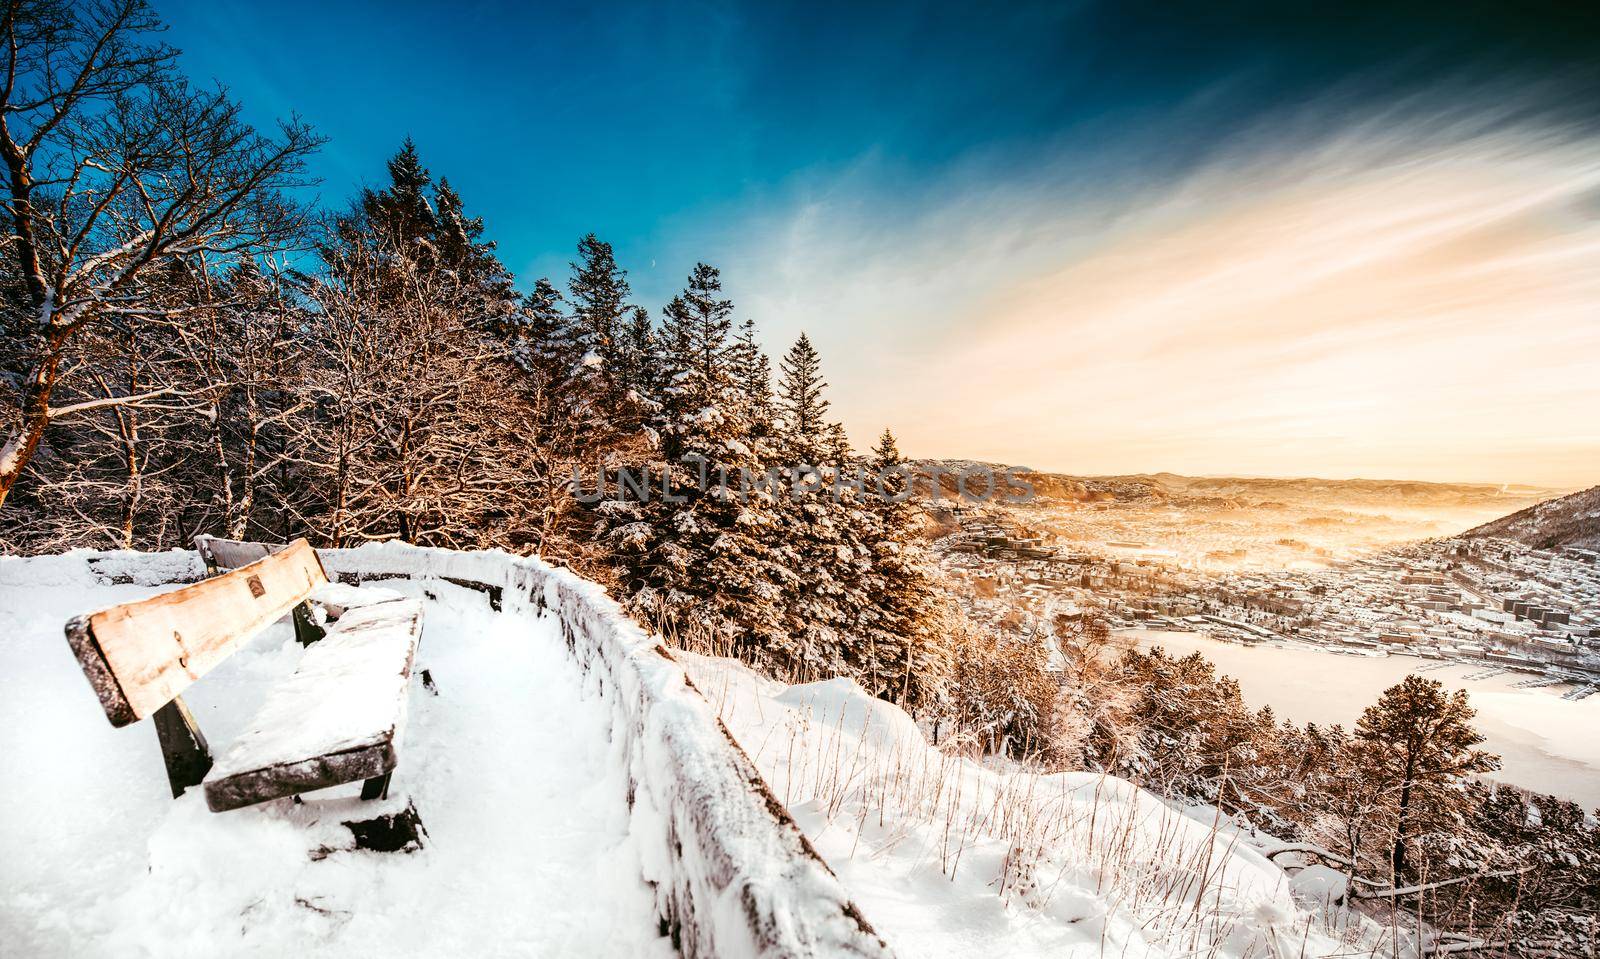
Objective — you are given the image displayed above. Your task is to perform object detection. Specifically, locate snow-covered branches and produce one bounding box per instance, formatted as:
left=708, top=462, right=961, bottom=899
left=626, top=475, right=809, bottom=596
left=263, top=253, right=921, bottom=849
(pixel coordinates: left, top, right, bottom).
left=0, top=0, right=322, bottom=511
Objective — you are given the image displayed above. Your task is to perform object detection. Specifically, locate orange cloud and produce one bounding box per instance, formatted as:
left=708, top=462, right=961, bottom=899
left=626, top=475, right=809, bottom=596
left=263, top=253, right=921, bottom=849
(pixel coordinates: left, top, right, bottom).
left=745, top=127, right=1600, bottom=486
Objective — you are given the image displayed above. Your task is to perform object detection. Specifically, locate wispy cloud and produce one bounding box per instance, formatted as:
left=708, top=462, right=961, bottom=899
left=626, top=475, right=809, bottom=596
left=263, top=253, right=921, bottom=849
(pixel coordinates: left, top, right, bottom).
left=709, top=91, right=1600, bottom=487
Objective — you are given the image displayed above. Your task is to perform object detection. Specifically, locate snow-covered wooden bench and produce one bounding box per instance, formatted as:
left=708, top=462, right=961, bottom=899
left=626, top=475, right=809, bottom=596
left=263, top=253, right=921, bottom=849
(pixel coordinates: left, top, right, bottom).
left=63, top=538, right=427, bottom=849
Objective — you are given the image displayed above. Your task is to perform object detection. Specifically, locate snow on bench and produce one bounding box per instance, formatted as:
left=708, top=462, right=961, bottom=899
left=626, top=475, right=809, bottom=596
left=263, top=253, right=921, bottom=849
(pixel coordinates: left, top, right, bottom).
left=204, top=591, right=422, bottom=812
left=62, top=537, right=428, bottom=849
left=309, top=580, right=406, bottom=618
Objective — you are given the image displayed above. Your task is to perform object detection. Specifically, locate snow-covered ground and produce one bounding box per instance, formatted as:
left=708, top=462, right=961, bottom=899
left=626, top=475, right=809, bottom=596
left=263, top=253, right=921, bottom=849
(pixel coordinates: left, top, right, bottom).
left=4, top=547, right=1423, bottom=959
left=684, top=654, right=1414, bottom=959
left=0, top=553, right=672, bottom=958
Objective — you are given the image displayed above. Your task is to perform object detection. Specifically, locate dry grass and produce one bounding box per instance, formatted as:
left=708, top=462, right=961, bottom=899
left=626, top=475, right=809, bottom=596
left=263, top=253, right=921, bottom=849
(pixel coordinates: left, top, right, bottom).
left=690, top=655, right=1416, bottom=959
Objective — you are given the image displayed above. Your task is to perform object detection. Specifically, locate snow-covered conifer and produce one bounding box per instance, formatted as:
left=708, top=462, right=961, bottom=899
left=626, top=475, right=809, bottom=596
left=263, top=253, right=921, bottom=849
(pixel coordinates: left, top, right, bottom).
left=602, top=264, right=788, bottom=664
left=567, top=234, right=631, bottom=370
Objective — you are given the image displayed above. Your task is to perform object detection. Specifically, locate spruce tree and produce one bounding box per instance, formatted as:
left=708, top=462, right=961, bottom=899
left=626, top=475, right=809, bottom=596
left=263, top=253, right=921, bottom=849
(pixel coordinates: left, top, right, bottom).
left=616, top=306, right=664, bottom=413
left=505, top=277, right=578, bottom=381
left=311, top=141, right=536, bottom=548
left=857, top=428, right=950, bottom=707
left=658, top=263, right=734, bottom=411
left=730, top=318, right=775, bottom=441
left=768, top=332, right=866, bottom=681
left=359, top=137, right=436, bottom=257
left=335, top=140, right=517, bottom=325
left=567, top=234, right=631, bottom=369
left=777, top=332, right=831, bottom=459
left=433, top=177, right=515, bottom=310
left=433, top=178, right=475, bottom=271
left=602, top=264, right=785, bottom=658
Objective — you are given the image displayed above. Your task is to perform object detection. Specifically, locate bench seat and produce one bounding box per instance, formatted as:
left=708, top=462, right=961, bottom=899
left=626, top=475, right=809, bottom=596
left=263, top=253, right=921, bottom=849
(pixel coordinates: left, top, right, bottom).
left=203, top=596, right=424, bottom=812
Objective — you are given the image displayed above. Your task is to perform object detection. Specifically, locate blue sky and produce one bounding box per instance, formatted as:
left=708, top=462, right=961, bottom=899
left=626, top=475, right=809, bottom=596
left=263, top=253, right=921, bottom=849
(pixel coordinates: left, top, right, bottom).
left=160, top=1, right=1136, bottom=298
left=160, top=1, right=1597, bottom=300
left=155, top=1, right=1600, bottom=485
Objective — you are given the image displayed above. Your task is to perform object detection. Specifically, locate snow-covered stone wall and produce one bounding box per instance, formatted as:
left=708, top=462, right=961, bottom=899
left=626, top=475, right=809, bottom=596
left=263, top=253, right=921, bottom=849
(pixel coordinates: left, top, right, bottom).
left=318, top=543, right=892, bottom=959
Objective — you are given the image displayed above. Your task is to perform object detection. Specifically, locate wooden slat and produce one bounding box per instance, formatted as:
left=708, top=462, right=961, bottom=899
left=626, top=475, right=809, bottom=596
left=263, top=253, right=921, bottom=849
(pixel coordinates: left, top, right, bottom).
left=65, top=614, right=138, bottom=727
left=67, top=539, right=329, bottom=727
left=194, top=534, right=284, bottom=572
left=195, top=537, right=326, bottom=645
left=205, top=741, right=397, bottom=812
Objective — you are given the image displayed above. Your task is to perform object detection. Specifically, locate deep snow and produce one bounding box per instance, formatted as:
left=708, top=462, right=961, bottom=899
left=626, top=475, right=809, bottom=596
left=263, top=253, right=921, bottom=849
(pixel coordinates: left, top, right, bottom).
left=0, top=553, right=673, bottom=958
left=682, top=654, right=1416, bottom=958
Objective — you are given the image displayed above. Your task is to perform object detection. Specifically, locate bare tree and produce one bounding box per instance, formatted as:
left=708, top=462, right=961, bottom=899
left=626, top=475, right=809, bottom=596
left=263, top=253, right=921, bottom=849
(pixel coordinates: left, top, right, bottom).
left=1, top=303, right=201, bottom=550
left=148, top=257, right=312, bottom=540
left=0, top=0, right=320, bottom=513
left=299, top=236, right=551, bottom=550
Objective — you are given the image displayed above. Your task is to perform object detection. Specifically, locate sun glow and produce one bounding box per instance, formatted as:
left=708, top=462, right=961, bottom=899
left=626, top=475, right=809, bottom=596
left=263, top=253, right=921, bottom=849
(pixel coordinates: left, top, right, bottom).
left=740, top=123, right=1600, bottom=486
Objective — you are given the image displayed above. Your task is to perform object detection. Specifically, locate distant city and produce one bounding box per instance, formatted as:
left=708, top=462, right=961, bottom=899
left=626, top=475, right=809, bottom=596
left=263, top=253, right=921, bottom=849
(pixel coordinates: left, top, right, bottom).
left=927, top=471, right=1600, bottom=695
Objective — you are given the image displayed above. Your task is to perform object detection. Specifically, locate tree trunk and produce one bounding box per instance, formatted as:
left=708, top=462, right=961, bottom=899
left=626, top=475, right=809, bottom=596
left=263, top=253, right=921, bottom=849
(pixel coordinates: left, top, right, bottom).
left=233, top=415, right=259, bottom=540
left=1393, top=771, right=1414, bottom=878
left=211, top=406, right=236, bottom=535
left=120, top=409, right=141, bottom=549
left=0, top=346, right=64, bottom=513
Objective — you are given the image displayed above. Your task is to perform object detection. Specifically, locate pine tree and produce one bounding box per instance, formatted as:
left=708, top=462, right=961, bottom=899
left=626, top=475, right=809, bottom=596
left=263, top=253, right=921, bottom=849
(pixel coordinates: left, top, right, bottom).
left=308, top=144, right=540, bottom=549
left=433, top=177, right=477, bottom=272
left=333, top=140, right=517, bottom=329
left=767, top=332, right=869, bottom=681
left=567, top=234, right=631, bottom=369
left=730, top=318, right=775, bottom=441
left=616, top=306, right=664, bottom=410
left=948, top=620, right=1060, bottom=758
left=359, top=137, right=436, bottom=258
left=511, top=277, right=580, bottom=381
left=1353, top=675, right=1501, bottom=877
left=601, top=264, right=785, bottom=658
left=855, top=428, right=950, bottom=707
left=433, top=177, right=515, bottom=311
left=777, top=332, right=831, bottom=460
left=658, top=263, right=735, bottom=417
left=655, top=264, right=741, bottom=459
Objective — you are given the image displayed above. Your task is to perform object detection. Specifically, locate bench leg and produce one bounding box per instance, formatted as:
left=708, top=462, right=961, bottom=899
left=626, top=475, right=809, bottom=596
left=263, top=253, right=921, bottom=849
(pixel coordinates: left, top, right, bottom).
left=153, top=697, right=213, bottom=799
left=360, top=772, right=392, bottom=801
left=292, top=601, right=326, bottom=646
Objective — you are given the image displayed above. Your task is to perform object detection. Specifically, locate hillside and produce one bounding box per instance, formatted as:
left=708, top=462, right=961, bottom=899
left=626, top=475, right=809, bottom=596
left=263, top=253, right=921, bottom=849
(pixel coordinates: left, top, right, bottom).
left=1465, top=484, right=1600, bottom=550
left=682, top=654, right=1411, bottom=958
left=913, top=462, right=1561, bottom=512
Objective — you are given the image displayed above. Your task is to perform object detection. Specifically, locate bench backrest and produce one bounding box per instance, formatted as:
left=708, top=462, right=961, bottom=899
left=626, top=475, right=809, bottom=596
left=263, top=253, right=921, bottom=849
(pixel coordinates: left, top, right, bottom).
left=194, top=534, right=287, bottom=572
left=66, top=538, right=329, bottom=728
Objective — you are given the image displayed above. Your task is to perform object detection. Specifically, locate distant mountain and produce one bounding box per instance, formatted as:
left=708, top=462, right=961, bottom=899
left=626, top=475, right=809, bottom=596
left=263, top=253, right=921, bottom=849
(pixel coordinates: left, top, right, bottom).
left=1464, top=485, right=1600, bottom=550
left=913, top=461, right=1564, bottom=512
left=1096, top=473, right=1561, bottom=508
left=907, top=461, right=1166, bottom=504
